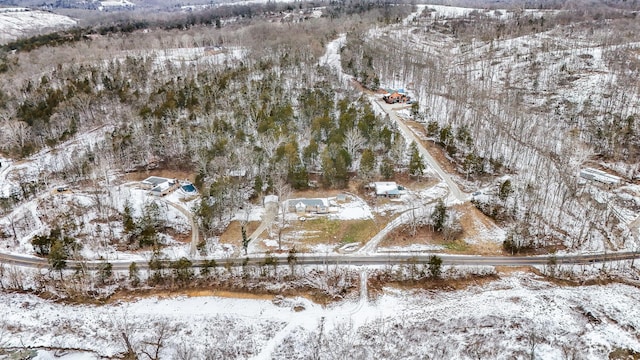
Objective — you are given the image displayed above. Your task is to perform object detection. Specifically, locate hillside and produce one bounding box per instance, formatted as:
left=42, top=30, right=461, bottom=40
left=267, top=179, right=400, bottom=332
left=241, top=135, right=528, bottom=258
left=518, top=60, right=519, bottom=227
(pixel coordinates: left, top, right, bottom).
left=0, top=7, right=76, bottom=44
left=1, top=1, right=640, bottom=358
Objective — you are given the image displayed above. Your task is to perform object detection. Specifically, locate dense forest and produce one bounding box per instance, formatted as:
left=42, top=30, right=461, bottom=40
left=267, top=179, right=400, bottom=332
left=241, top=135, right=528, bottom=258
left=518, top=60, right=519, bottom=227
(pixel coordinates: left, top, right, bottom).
left=0, top=2, right=413, bottom=236
left=339, top=3, right=640, bottom=252
left=2, top=0, right=640, bottom=254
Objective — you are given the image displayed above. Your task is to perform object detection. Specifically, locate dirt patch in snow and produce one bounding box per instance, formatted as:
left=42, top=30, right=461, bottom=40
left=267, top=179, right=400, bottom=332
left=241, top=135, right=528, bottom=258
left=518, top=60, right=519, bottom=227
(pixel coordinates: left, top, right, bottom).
left=455, top=202, right=504, bottom=255
left=109, top=288, right=276, bottom=302
left=124, top=169, right=196, bottom=182
left=379, top=206, right=502, bottom=255
left=379, top=224, right=445, bottom=248
left=285, top=218, right=379, bottom=250
left=165, top=228, right=191, bottom=243
left=220, top=220, right=260, bottom=246
left=106, top=283, right=353, bottom=306
left=368, top=272, right=500, bottom=299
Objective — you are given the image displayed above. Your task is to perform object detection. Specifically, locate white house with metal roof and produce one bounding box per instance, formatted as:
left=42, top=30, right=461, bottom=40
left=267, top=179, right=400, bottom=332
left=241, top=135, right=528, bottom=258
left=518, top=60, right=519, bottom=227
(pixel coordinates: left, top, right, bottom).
left=141, top=176, right=179, bottom=196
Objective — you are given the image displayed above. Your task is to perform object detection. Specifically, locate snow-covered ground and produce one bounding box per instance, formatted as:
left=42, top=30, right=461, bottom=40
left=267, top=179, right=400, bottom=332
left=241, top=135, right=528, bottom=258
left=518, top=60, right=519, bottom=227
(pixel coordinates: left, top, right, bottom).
left=0, top=125, right=114, bottom=198
left=319, top=33, right=352, bottom=86
left=135, top=46, right=248, bottom=69
left=0, top=183, right=195, bottom=261
left=98, top=0, right=135, bottom=11
left=2, top=271, right=640, bottom=359
left=0, top=7, right=76, bottom=44
left=329, top=195, right=373, bottom=221
left=423, top=4, right=556, bottom=20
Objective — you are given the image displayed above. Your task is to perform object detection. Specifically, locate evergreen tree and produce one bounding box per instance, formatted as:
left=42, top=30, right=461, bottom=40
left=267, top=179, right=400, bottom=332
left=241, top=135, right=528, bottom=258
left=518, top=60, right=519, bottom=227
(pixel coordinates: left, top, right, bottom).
left=48, top=239, right=68, bottom=276
left=253, top=175, right=263, bottom=196
left=431, top=199, right=448, bottom=232
left=122, top=201, right=136, bottom=233
left=242, top=224, right=250, bottom=255
left=302, top=140, right=319, bottom=169
left=428, top=255, right=443, bottom=279
left=129, top=261, right=140, bottom=286
left=289, top=164, right=309, bottom=190
left=379, top=157, right=395, bottom=180
left=408, top=141, right=425, bottom=177
left=98, top=261, right=113, bottom=284
left=426, top=121, right=439, bottom=137
left=499, top=179, right=513, bottom=201
left=32, top=234, right=52, bottom=256
left=410, top=101, right=419, bottom=118
left=359, top=148, right=376, bottom=181
left=171, top=257, right=194, bottom=285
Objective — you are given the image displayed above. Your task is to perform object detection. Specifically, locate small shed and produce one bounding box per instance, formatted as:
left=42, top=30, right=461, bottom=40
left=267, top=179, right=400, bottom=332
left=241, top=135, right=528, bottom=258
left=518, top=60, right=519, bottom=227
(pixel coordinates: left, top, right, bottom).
left=294, top=202, right=306, bottom=214
left=374, top=182, right=401, bottom=198
left=579, top=168, right=621, bottom=188
left=264, top=195, right=279, bottom=205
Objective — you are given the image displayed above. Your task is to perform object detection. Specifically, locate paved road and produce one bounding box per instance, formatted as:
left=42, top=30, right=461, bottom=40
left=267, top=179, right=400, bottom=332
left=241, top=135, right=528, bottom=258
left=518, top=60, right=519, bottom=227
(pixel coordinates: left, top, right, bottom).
left=373, top=99, right=467, bottom=203
left=1, top=251, right=637, bottom=272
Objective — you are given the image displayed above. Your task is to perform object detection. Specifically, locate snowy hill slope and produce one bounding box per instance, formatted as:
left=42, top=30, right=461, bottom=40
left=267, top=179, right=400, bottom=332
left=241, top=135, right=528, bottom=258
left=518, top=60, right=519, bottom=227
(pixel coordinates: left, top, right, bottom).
left=2, top=272, right=640, bottom=359
left=0, top=7, right=76, bottom=44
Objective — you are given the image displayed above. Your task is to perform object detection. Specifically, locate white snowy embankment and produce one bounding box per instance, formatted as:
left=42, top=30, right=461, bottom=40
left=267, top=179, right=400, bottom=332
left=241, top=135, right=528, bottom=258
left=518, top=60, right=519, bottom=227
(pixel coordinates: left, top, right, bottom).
left=0, top=8, right=76, bottom=44
left=2, top=272, right=640, bottom=359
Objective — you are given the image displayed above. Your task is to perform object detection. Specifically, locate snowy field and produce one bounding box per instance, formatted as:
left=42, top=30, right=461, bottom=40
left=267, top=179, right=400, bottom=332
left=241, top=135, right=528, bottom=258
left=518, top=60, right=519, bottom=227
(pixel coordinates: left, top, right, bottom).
left=2, top=272, right=640, bottom=359
left=423, top=4, right=556, bottom=20
left=0, top=8, right=76, bottom=44
left=98, top=0, right=135, bottom=11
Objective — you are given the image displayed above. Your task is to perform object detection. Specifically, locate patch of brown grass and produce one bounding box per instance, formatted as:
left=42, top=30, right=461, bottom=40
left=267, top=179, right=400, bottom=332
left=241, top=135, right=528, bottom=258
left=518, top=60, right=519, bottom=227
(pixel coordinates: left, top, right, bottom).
left=107, top=284, right=352, bottom=306
left=125, top=169, right=196, bottom=182
left=110, top=288, right=275, bottom=302
left=220, top=221, right=260, bottom=246
left=368, top=272, right=500, bottom=299
left=494, top=266, right=537, bottom=275
left=379, top=224, right=442, bottom=248
left=285, top=218, right=380, bottom=250
left=378, top=202, right=504, bottom=255
left=610, top=348, right=640, bottom=360
left=165, top=228, right=191, bottom=243
left=454, top=202, right=503, bottom=255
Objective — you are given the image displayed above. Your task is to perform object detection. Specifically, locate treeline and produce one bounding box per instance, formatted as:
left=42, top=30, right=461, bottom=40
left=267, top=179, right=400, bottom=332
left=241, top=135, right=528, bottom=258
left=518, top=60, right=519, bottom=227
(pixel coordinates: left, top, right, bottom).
left=2, top=0, right=412, bottom=54
left=2, top=21, right=149, bottom=52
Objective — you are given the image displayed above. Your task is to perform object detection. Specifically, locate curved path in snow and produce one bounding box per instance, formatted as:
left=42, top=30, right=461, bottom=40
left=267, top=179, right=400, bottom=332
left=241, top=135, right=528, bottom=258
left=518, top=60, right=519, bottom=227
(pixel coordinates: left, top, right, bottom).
left=160, top=198, right=199, bottom=256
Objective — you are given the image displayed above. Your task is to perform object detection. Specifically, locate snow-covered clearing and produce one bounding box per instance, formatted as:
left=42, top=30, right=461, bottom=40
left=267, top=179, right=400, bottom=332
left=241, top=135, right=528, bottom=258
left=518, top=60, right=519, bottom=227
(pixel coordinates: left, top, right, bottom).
left=0, top=184, right=195, bottom=261
left=0, top=8, right=76, bottom=44
left=329, top=195, right=373, bottom=221
left=424, top=4, right=555, bottom=20
left=0, top=125, right=114, bottom=198
left=136, top=46, right=248, bottom=68
left=319, top=33, right=352, bottom=86
left=98, top=0, right=135, bottom=10
left=2, top=272, right=640, bottom=359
